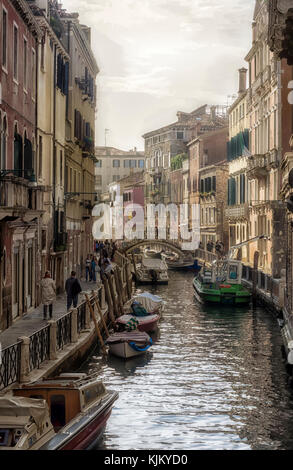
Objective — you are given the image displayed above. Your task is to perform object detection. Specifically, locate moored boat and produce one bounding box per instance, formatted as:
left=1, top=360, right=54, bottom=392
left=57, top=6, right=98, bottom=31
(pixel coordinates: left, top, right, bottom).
left=134, top=258, right=169, bottom=285
left=123, top=292, right=165, bottom=316
left=116, top=313, right=160, bottom=332
left=143, top=248, right=162, bottom=259
left=193, top=259, right=251, bottom=305
left=4, top=373, right=119, bottom=450
left=106, top=330, right=152, bottom=359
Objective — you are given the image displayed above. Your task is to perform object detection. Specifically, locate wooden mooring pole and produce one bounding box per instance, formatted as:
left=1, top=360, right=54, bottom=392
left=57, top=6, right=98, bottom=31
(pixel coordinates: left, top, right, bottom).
left=84, top=293, right=107, bottom=355
left=102, top=275, right=116, bottom=325
left=92, top=290, right=110, bottom=337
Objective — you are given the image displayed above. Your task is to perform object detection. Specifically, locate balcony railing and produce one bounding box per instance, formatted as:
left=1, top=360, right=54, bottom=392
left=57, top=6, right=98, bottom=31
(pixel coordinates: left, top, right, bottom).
left=0, top=178, right=42, bottom=211
left=226, top=204, right=249, bottom=220
left=247, top=151, right=279, bottom=179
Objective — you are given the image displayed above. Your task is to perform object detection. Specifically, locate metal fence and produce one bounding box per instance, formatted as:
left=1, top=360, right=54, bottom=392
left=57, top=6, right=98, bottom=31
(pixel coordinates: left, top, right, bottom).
left=29, top=325, right=51, bottom=371
left=77, top=301, right=86, bottom=334
left=0, top=342, right=21, bottom=391
left=56, top=311, right=72, bottom=350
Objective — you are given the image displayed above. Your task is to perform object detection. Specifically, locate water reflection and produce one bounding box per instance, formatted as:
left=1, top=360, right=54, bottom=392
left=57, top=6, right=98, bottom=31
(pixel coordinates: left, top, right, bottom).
left=82, top=271, right=293, bottom=450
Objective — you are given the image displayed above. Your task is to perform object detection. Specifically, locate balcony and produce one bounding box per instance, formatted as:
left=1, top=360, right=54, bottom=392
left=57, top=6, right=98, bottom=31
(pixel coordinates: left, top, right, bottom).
left=226, top=203, right=249, bottom=220
left=0, top=174, right=43, bottom=221
left=247, top=151, right=279, bottom=179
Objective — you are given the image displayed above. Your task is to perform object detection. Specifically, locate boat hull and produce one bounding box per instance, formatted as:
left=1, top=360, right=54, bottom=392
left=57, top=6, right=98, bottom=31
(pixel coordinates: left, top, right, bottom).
left=108, top=341, right=147, bottom=359
left=117, top=314, right=159, bottom=332
left=40, top=392, right=119, bottom=451
left=134, top=276, right=168, bottom=285
left=193, top=278, right=251, bottom=306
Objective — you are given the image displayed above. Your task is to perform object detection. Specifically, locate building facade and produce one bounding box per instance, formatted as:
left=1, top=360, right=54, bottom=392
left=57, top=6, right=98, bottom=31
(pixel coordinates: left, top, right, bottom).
left=28, top=0, right=69, bottom=294
left=95, top=146, right=145, bottom=199
left=244, top=0, right=287, bottom=280
left=268, top=1, right=293, bottom=315
left=0, top=0, right=43, bottom=330
left=58, top=5, right=99, bottom=279
left=199, top=162, right=229, bottom=252
left=226, top=68, right=250, bottom=262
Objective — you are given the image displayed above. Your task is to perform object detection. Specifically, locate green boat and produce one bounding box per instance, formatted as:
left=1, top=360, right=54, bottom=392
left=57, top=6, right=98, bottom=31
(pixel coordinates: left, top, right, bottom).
left=193, top=259, right=251, bottom=306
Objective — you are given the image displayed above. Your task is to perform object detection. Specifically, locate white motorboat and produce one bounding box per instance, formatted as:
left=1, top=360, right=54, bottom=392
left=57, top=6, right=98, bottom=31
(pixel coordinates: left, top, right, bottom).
left=106, top=330, right=152, bottom=359
left=134, top=258, right=169, bottom=285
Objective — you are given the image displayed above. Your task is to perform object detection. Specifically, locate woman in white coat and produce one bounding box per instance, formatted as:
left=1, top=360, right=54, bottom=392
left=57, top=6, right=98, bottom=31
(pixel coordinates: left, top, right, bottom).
left=40, top=271, right=56, bottom=320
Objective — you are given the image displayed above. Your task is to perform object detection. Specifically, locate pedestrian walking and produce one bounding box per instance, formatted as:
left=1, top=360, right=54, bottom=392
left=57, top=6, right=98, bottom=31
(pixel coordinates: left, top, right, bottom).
left=65, top=271, right=82, bottom=310
left=91, top=256, right=97, bottom=282
left=85, top=255, right=91, bottom=282
left=40, top=271, right=56, bottom=320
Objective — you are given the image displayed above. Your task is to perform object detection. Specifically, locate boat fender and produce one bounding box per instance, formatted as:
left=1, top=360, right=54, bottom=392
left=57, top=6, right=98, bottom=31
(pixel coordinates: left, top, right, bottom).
left=129, top=337, right=153, bottom=352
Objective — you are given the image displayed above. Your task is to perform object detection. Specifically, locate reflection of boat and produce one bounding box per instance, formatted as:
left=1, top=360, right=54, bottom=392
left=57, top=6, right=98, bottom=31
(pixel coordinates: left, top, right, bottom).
left=116, top=313, right=160, bottom=332
left=193, top=260, right=251, bottom=305
left=105, top=330, right=152, bottom=359
left=134, top=258, right=169, bottom=285
left=107, top=351, right=153, bottom=376
left=5, top=373, right=118, bottom=450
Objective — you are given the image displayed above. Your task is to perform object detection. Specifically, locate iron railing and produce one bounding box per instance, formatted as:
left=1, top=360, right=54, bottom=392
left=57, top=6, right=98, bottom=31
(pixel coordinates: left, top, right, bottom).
left=0, top=342, right=21, bottom=391
left=29, top=325, right=50, bottom=371
left=77, top=301, right=86, bottom=334
left=56, top=311, right=72, bottom=350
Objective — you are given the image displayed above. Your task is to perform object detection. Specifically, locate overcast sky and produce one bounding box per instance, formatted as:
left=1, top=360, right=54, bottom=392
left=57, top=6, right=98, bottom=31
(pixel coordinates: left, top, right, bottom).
left=61, top=0, right=255, bottom=151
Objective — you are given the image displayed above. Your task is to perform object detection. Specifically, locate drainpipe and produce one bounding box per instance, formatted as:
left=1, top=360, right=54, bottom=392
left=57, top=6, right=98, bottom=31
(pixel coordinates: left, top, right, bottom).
left=53, top=44, right=57, bottom=254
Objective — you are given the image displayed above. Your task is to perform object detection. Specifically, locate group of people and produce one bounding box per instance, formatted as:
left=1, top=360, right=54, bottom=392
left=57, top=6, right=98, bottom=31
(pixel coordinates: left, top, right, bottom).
left=40, top=239, right=117, bottom=321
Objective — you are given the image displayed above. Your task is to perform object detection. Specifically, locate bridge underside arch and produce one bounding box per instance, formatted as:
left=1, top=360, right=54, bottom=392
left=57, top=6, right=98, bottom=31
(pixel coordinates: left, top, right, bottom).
left=123, top=240, right=186, bottom=257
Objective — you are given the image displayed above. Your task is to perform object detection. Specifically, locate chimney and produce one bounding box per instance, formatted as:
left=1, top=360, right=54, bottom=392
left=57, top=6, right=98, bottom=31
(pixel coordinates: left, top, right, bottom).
left=238, top=68, right=247, bottom=95
left=210, top=106, right=216, bottom=121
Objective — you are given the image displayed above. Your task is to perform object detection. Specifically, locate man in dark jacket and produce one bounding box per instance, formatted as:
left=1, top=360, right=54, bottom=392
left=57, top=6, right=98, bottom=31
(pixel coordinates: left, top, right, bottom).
left=65, top=271, right=82, bottom=310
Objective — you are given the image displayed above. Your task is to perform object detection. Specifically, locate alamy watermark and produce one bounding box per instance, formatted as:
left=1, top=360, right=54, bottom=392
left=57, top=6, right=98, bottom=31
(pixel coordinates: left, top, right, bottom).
left=92, top=198, right=201, bottom=251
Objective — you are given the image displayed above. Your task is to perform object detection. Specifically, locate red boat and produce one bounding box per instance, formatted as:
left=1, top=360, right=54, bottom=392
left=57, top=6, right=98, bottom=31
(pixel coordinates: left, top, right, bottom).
left=11, top=373, right=118, bottom=450
left=116, top=313, right=160, bottom=333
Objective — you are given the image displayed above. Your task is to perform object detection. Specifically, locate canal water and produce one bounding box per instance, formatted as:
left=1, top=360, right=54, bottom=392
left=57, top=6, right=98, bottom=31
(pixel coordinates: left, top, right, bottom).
left=82, top=271, right=293, bottom=450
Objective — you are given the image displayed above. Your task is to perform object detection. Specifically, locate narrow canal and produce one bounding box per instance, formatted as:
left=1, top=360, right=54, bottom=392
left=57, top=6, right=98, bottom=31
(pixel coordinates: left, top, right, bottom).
left=83, top=271, right=293, bottom=450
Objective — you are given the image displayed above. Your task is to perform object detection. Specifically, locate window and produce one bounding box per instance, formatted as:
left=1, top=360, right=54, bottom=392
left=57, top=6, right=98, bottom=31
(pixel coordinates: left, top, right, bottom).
left=138, top=160, right=144, bottom=168
left=23, top=38, right=27, bottom=90
left=60, top=150, right=63, bottom=183
left=38, top=135, right=43, bottom=177
left=96, top=175, right=102, bottom=185
left=13, top=24, right=18, bottom=80
left=177, top=131, right=184, bottom=139
left=41, top=37, right=45, bottom=70
left=50, top=395, right=66, bottom=429
left=74, top=170, right=77, bottom=192
left=96, top=160, right=102, bottom=168
left=124, top=160, right=129, bottom=168
left=113, top=160, right=120, bottom=168
left=1, top=116, right=7, bottom=170
left=2, top=9, right=7, bottom=69
left=32, top=49, right=36, bottom=99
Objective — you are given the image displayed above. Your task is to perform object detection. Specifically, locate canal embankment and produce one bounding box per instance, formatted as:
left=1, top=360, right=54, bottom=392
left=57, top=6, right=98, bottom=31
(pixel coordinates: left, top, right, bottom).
left=0, top=252, right=133, bottom=395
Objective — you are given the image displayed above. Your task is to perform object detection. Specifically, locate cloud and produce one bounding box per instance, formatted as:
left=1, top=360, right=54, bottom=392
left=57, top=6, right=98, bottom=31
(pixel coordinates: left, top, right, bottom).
left=61, top=0, right=255, bottom=150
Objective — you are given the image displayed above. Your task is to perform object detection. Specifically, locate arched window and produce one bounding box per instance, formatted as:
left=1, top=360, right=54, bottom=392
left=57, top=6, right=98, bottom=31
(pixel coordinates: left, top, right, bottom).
left=14, top=124, right=23, bottom=175
left=24, top=131, right=33, bottom=179
left=1, top=116, right=7, bottom=170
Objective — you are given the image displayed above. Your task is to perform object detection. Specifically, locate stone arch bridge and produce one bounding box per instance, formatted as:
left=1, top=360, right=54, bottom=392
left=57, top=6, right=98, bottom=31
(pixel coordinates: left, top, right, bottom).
left=121, top=239, right=192, bottom=257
